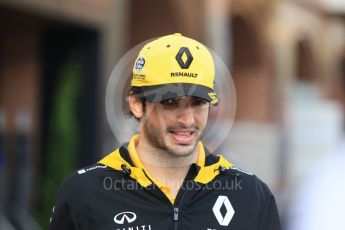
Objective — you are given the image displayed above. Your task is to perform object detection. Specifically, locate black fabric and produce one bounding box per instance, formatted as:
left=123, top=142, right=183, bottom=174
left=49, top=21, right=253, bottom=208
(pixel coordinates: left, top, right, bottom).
left=204, top=148, right=219, bottom=166
left=118, top=144, right=135, bottom=166
left=49, top=145, right=281, bottom=230
left=49, top=186, right=77, bottom=230
left=133, top=83, right=219, bottom=105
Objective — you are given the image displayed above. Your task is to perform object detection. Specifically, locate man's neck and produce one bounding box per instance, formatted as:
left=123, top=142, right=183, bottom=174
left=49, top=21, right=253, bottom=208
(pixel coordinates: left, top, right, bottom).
left=135, top=135, right=199, bottom=198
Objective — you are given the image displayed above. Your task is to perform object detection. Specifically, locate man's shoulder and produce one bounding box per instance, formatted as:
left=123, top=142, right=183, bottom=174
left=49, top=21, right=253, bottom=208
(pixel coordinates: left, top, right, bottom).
left=60, top=163, right=123, bottom=191
left=205, top=152, right=254, bottom=179
left=217, top=163, right=263, bottom=190
left=207, top=153, right=273, bottom=195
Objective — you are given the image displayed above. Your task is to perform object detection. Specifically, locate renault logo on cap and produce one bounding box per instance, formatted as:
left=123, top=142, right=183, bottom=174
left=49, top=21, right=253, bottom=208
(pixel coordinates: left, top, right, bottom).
left=114, top=211, right=137, bottom=224
left=176, top=47, right=193, bottom=69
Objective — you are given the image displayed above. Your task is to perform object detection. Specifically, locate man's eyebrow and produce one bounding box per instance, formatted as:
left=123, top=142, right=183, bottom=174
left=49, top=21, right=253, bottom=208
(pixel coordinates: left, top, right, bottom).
left=162, top=97, right=184, bottom=102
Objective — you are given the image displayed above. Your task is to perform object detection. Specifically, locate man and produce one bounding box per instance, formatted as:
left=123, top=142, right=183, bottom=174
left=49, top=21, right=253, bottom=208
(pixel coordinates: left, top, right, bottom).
left=49, top=33, right=281, bottom=230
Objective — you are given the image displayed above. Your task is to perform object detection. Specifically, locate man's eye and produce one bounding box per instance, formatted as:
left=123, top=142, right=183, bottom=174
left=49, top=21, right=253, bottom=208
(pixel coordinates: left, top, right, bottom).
left=160, top=99, right=179, bottom=106
left=191, top=99, right=208, bottom=107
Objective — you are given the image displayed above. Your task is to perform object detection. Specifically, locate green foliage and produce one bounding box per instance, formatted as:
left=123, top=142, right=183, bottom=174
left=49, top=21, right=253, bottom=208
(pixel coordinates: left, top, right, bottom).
left=38, top=54, right=82, bottom=229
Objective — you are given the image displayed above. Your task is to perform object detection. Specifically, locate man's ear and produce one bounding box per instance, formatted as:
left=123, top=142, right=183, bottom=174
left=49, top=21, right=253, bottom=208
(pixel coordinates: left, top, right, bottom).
left=128, top=95, right=144, bottom=119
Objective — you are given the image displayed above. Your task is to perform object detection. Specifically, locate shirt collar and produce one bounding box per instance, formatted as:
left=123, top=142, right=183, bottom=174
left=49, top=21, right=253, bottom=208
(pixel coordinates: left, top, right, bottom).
left=128, top=134, right=206, bottom=170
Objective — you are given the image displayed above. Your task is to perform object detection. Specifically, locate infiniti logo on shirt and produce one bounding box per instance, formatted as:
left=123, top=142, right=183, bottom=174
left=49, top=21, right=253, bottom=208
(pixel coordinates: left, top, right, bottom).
left=114, top=211, right=137, bottom=224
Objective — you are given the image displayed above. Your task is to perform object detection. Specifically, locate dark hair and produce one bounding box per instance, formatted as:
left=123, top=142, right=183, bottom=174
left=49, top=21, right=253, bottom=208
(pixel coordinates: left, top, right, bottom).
left=126, top=87, right=146, bottom=121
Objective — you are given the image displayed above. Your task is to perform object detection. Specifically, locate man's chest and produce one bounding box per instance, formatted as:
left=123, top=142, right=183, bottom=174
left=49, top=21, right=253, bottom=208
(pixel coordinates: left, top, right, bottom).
left=71, top=180, right=259, bottom=230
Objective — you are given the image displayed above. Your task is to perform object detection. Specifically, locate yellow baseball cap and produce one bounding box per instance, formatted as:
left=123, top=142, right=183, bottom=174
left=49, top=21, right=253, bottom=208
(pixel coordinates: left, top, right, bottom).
left=131, top=33, right=219, bottom=105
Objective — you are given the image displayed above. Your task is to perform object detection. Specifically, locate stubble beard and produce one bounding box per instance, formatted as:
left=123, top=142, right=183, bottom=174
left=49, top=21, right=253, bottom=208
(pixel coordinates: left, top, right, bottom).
left=142, top=116, right=204, bottom=159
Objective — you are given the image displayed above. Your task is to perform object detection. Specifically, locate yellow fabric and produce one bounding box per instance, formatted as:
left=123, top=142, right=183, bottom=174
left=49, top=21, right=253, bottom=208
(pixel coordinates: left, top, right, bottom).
left=131, top=33, right=218, bottom=105
left=127, top=134, right=206, bottom=203
left=195, top=142, right=206, bottom=167
left=194, top=155, right=233, bottom=184
left=98, top=149, right=152, bottom=187
left=128, top=134, right=168, bottom=196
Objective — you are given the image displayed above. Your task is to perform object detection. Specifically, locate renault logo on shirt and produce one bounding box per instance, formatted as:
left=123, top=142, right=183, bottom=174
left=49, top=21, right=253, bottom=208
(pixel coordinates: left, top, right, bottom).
left=114, top=211, right=137, bottom=224
left=212, top=195, right=235, bottom=226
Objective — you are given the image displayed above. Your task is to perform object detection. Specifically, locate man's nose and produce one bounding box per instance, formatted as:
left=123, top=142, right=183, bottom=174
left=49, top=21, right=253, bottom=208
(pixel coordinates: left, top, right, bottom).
left=176, top=106, right=195, bottom=125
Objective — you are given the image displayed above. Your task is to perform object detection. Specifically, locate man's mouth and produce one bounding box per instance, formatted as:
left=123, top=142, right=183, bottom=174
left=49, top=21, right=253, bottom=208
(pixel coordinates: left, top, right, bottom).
left=168, top=129, right=197, bottom=145
left=171, top=131, right=193, bottom=136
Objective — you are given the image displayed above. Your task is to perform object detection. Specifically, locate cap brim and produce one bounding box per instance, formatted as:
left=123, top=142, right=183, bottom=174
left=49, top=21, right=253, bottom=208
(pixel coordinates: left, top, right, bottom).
left=134, top=83, right=219, bottom=105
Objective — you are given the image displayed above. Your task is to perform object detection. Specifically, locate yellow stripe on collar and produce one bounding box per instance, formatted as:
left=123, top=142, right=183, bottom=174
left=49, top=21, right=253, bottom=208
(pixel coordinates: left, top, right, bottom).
left=128, top=134, right=167, bottom=189
left=122, top=134, right=206, bottom=204
left=194, top=155, right=233, bottom=184
left=98, top=135, right=233, bottom=202
left=196, top=142, right=205, bottom=167
left=98, top=149, right=152, bottom=188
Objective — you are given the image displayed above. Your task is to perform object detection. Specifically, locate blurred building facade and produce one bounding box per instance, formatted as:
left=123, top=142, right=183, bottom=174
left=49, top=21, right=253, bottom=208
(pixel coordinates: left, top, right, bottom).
left=0, top=0, right=344, bottom=229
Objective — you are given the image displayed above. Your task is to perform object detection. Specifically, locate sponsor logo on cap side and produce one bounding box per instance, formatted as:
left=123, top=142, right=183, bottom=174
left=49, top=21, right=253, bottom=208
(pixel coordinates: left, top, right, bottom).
left=208, top=92, right=219, bottom=105
left=133, top=74, right=145, bottom=80
left=134, top=56, right=146, bottom=72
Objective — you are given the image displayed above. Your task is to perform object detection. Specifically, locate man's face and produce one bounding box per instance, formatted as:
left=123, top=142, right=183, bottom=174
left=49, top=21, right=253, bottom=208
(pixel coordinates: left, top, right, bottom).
left=141, top=96, right=209, bottom=157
